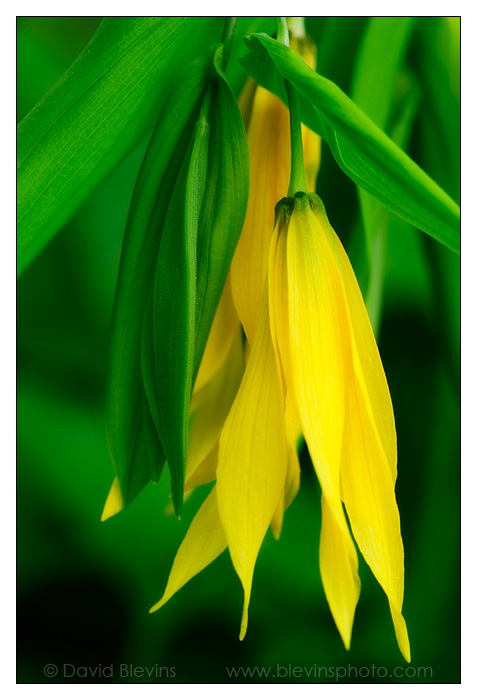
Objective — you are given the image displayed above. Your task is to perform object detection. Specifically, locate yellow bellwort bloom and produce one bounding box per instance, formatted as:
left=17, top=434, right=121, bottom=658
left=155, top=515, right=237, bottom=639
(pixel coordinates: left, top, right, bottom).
left=103, top=37, right=316, bottom=523
left=269, top=193, right=410, bottom=662
left=150, top=34, right=409, bottom=661
left=150, top=192, right=410, bottom=663
left=149, top=38, right=320, bottom=630
left=226, top=31, right=319, bottom=543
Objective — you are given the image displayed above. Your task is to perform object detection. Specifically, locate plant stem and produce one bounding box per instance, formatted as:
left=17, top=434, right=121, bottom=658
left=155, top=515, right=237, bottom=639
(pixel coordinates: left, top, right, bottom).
left=222, top=17, right=237, bottom=70
left=275, top=17, right=289, bottom=46
left=276, top=18, right=307, bottom=195
left=286, top=82, right=307, bottom=196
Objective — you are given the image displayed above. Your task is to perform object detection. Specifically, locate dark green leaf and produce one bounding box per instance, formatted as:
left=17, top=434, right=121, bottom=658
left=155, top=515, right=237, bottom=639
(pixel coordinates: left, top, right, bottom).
left=17, top=17, right=224, bottom=275
left=310, top=16, right=368, bottom=94
left=143, top=87, right=213, bottom=517
left=413, top=17, right=460, bottom=203
left=195, top=47, right=249, bottom=377
left=352, top=18, right=416, bottom=130
left=225, top=17, right=276, bottom=96
left=143, top=45, right=249, bottom=515
left=106, top=56, right=211, bottom=507
left=240, top=34, right=460, bottom=253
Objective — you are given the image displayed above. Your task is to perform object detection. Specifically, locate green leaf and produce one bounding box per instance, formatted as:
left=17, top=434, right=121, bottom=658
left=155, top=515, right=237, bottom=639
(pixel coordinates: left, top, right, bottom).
left=351, top=17, right=416, bottom=333
left=120, top=395, right=166, bottom=505
left=225, top=17, right=276, bottom=96
left=106, top=56, right=211, bottom=507
left=143, top=87, right=213, bottom=517
left=414, top=17, right=460, bottom=203
left=17, top=17, right=224, bottom=276
left=352, top=18, right=416, bottom=130
left=414, top=18, right=460, bottom=393
left=240, top=34, right=460, bottom=253
left=310, top=17, right=368, bottom=94
left=195, top=47, right=249, bottom=377
left=143, top=45, right=249, bottom=516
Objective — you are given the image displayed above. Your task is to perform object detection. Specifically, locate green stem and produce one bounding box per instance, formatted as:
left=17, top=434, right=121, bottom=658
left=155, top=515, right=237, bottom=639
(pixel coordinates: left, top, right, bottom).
left=275, top=17, right=289, bottom=46
left=286, top=81, right=307, bottom=196
left=222, top=17, right=237, bottom=70
left=273, top=18, right=308, bottom=196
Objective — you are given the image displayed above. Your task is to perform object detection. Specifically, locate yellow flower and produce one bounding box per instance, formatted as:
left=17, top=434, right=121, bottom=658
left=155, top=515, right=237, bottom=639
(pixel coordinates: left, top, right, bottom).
left=150, top=191, right=410, bottom=663
left=149, top=32, right=409, bottom=662
left=269, top=193, right=410, bottom=662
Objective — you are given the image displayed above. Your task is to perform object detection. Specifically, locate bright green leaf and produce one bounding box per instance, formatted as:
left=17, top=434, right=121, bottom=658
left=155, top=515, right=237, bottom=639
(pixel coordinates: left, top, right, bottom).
left=17, top=17, right=224, bottom=276
left=240, top=34, right=460, bottom=253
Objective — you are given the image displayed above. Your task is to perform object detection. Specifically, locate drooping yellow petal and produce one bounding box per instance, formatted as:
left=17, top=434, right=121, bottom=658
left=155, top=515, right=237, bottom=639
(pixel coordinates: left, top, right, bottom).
left=186, top=326, right=244, bottom=481
left=268, top=202, right=293, bottom=388
left=244, top=338, right=251, bottom=366
left=281, top=194, right=361, bottom=643
left=101, top=477, right=124, bottom=522
left=270, top=488, right=285, bottom=541
left=284, top=389, right=301, bottom=454
left=325, top=209, right=397, bottom=481
left=150, top=486, right=227, bottom=613
left=184, top=439, right=218, bottom=492
left=270, top=436, right=302, bottom=540
left=305, top=195, right=408, bottom=658
left=319, top=495, right=361, bottom=650
left=230, top=87, right=291, bottom=343
left=270, top=396, right=301, bottom=540
left=193, top=275, right=239, bottom=395
left=284, top=440, right=301, bottom=511
left=341, top=378, right=410, bottom=662
left=285, top=195, right=352, bottom=528
left=216, top=283, right=288, bottom=640
left=268, top=208, right=300, bottom=541
left=269, top=196, right=361, bottom=649
left=232, top=40, right=320, bottom=346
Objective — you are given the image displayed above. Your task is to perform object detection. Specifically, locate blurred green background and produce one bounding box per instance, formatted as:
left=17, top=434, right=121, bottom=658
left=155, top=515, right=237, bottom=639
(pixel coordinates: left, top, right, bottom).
left=17, top=17, right=460, bottom=683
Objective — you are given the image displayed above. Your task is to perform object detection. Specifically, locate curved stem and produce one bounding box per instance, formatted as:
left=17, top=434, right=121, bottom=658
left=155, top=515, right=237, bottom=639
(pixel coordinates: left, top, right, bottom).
left=286, top=81, right=307, bottom=196
left=276, top=17, right=307, bottom=195
left=222, top=17, right=237, bottom=70
left=275, top=17, right=289, bottom=46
